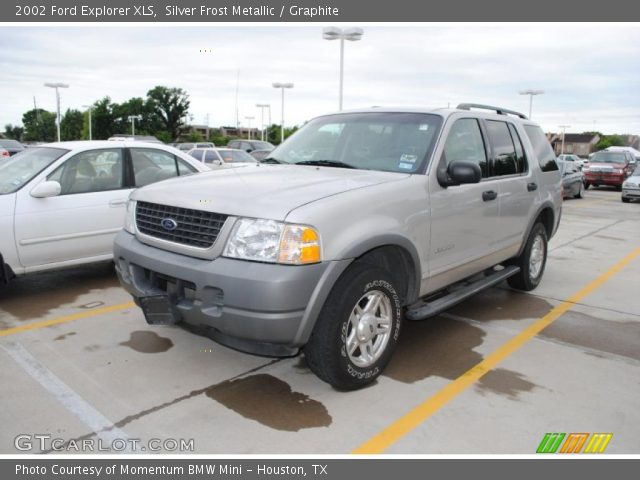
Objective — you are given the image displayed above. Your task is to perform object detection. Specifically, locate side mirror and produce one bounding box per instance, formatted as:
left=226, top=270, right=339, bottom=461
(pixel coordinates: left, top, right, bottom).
left=442, top=161, right=482, bottom=186
left=30, top=180, right=61, bottom=198
left=212, top=159, right=222, bottom=166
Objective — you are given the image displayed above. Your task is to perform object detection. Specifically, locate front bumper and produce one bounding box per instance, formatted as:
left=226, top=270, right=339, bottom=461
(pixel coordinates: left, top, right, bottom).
left=622, top=187, right=640, bottom=199
left=114, top=231, right=350, bottom=356
left=584, top=172, right=625, bottom=186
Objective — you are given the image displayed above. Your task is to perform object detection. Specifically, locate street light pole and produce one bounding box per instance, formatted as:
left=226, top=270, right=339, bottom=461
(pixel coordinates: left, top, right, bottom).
left=559, top=125, right=571, bottom=155
left=256, top=104, right=270, bottom=141
left=323, top=27, right=364, bottom=111
left=519, top=89, right=544, bottom=119
left=44, top=82, right=69, bottom=142
left=272, top=83, right=294, bottom=144
left=128, top=115, right=142, bottom=136
left=82, top=104, right=92, bottom=140
left=244, top=116, right=254, bottom=140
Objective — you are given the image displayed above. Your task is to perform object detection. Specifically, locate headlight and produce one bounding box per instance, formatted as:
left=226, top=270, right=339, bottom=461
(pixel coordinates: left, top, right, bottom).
left=614, top=168, right=623, bottom=174
left=124, top=199, right=136, bottom=234
left=624, top=182, right=637, bottom=188
left=223, top=218, right=321, bottom=265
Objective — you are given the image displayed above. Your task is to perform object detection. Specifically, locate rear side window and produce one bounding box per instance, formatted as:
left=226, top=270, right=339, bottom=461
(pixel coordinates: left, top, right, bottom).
left=486, top=120, right=526, bottom=176
left=524, top=125, right=558, bottom=172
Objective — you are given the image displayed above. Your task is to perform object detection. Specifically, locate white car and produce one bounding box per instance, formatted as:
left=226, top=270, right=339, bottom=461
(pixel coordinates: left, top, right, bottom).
left=622, top=164, right=640, bottom=203
left=187, top=147, right=258, bottom=166
left=557, top=154, right=585, bottom=169
left=0, top=141, right=209, bottom=281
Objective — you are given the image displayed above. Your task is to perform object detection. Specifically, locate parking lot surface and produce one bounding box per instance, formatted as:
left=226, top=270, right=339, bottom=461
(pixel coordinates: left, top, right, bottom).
left=1, top=188, right=639, bottom=454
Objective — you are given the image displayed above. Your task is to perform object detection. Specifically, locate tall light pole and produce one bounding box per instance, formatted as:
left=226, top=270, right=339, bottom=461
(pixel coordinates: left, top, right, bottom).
left=128, top=115, right=142, bottom=136
left=559, top=125, right=571, bottom=155
left=82, top=104, right=92, bottom=140
left=256, top=104, right=270, bottom=141
left=44, top=82, right=69, bottom=142
left=244, top=116, right=254, bottom=139
left=519, top=89, right=544, bottom=119
left=322, top=27, right=364, bottom=111
left=272, top=83, right=294, bottom=144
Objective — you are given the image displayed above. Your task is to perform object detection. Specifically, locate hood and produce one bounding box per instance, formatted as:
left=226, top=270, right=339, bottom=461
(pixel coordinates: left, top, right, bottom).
left=131, top=164, right=410, bottom=220
left=587, top=162, right=626, bottom=169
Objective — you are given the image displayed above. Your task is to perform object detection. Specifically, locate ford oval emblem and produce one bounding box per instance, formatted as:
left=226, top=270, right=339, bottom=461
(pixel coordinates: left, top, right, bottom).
left=161, top=218, right=178, bottom=231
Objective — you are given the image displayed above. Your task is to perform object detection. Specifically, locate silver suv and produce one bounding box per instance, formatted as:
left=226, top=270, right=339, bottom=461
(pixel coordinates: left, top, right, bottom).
left=114, top=104, right=562, bottom=390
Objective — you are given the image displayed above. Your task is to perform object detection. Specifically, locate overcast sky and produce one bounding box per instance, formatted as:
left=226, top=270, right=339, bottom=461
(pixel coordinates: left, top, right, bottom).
left=1, top=25, right=639, bottom=135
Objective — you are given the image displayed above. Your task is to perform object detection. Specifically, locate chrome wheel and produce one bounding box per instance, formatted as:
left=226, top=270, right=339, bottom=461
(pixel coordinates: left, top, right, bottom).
left=529, top=234, right=545, bottom=280
left=345, top=290, right=392, bottom=368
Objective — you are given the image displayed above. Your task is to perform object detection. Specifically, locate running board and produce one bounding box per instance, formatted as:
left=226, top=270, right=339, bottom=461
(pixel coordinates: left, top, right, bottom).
left=405, top=265, right=520, bottom=321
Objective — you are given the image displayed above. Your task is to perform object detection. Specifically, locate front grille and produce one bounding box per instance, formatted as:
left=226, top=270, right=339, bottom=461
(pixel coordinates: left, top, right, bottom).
left=136, top=201, right=227, bottom=248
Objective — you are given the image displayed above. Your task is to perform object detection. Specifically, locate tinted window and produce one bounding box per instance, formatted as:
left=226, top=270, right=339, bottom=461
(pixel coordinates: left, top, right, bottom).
left=591, top=152, right=627, bottom=164
left=442, top=118, right=488, bottom=177
left=227, top=141, right=240, bottom=149
left=189, top=149, right=203, bottom=160
left=508, top=124, right=528, bottom=173
left=486, top=120, right=518, bottom=176
left=524, top=125, right=558, bottom=172
left=48, top=148, right=124, bottom=195
left=204, top=150, right=220, bottom=163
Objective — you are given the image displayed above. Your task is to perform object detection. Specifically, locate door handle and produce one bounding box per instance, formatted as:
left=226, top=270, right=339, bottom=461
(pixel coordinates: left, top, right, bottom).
left=527, top=182, right=538, bottom=192
left=109, top=199, right=128, bottom=207
left=482, top=190, right=498, bottom=201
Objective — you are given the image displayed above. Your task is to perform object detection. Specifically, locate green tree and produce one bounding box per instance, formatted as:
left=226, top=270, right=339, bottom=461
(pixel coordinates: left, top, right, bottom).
left=60, top=109, right=84, bottom=141
left=90, top=97, right=117, bottom=140
left=596, top=134, right=625, bottom=151
left=266, top=124, right=298, bottom=144
left=3, top=124, right=24, bottom=141
left=22, top=108, right=57, bottom=142
left=146, top=86, right=190, bottom=141
left=185, top=131, right=204, bottom=142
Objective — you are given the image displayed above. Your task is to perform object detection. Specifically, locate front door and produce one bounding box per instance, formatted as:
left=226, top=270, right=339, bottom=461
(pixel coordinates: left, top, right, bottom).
left=14, top=147, right=131, bottom=269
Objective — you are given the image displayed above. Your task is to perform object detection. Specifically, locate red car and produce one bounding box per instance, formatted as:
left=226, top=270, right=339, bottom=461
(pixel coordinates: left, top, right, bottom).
left=584, top=151, right=635, bottom=190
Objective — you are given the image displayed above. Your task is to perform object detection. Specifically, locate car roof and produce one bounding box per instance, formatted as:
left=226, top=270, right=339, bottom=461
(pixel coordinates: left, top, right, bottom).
left=319, top=105, right=539, bottom=125
left=43, top=140, right=171, bottom=150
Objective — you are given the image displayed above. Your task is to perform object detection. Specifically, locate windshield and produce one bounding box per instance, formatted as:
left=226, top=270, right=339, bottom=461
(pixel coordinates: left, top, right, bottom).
left=267, top=112, right=443, bottom=173
left=0, top=147, right=68, bottom=194
left=219, top=150, right=257, bottom=163
left=591, top=152, right=627, bottom=164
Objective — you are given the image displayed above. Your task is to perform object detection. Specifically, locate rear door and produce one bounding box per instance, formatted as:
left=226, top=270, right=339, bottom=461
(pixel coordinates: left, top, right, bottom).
left=14, top=147, right=130, bottom=268
left=483, top=120, right=538, bottom=252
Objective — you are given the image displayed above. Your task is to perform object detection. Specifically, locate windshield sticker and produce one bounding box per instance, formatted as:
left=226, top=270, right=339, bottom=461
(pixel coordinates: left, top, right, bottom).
left=398, top=162, right=414, bottom=170
left=419, top=124, right=430, bottom=131
left=400, top=154, right=418, bottom=164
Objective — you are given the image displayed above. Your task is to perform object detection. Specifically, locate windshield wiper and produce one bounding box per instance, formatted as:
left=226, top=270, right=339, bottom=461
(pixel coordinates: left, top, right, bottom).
left=295, top=160, right=356, bottom=169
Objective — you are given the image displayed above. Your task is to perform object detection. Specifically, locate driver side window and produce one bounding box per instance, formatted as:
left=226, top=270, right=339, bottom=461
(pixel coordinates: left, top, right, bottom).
left=48, top=149, right=124, bottom=195
left=442, top=118, right=488, bottom=177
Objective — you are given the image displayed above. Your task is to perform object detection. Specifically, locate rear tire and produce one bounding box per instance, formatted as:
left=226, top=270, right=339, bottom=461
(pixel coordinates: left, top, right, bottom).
left=508, top=223, right=548, bottom=291
left=303, top=262, right=402, bottom=390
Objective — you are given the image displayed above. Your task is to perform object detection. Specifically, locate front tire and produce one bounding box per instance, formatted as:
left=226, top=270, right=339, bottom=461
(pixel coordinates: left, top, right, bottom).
left=303, top=263, right=402, bottom=390
left=508, top=223, right=548, bottom=291
left=622, top=197, right=630, bottom=203
left=575, top=182, right=584, bottom=199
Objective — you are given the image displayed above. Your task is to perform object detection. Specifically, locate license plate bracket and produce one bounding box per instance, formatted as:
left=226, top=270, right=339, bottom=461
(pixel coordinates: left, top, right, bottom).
left=139, top=295, right=178, bottom=325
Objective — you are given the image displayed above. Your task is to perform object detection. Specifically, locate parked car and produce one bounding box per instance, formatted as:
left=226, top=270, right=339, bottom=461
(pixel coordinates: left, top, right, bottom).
left=250, top=149, right=273, bottom=162
left=114, top=104, right=562, bottom=389
left=583, top=151, right=635, bottom=190
left=227, top=139, right=274, bottom=153
left=0, top=146, right=9, bottom=159
left=605, top=146, right=640, bottom=164
left=557, top=154, right=585, bottom=169
left=175, top=142, right=215, bottom=152
left=621, top=163, right=640, bottom=203
left=0, top=139, right=26, bottom=157
left=108, top=135, right=162, bottom=144
left=558, top=160, right=585, bottom=199
left=187, top=147, right=257, bottom=166
left=0, top=141, right=209, bottom=282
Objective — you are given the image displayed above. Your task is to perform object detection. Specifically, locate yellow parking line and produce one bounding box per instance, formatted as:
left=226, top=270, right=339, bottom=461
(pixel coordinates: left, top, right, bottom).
left=353, top=247, right=640, bottom=454
left=0, top=301, right=135, bottom=338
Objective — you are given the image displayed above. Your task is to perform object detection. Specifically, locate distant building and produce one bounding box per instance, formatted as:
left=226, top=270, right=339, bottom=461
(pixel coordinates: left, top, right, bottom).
left=549, top=133, right=600, bottom=157
left=219, top=126, right=261, bottom=139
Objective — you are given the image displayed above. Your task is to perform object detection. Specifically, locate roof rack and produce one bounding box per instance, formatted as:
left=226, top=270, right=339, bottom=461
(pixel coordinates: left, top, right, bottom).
left=456, top=103, right=528, bottom=119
